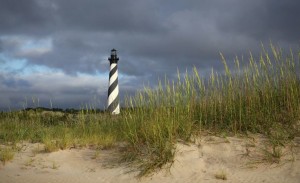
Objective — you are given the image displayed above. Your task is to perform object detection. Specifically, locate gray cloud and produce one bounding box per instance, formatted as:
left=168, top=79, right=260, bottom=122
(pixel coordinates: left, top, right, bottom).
left=0, top=0, right=299, bottom=110
left=0, top=39, right=2, bottom=52
left=0, top=0, right=56, bottom=36
left=55, top=0, right=166, bottom=33
left=216, top=0, right=300, bottom=43
left=2, top=77, right=31, bottom=88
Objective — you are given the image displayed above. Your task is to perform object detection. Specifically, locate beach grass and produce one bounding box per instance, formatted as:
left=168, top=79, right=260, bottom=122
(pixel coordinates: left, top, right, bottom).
left=0, top=147, right=15, bottom=165
left=0, top=44, right=299, bottom=175
left=215, top=170, right=228, bottom=180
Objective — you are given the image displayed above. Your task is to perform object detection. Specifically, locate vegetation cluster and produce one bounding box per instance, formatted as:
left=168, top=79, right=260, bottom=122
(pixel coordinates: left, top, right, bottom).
left=0, top=45, right=299, bottom=175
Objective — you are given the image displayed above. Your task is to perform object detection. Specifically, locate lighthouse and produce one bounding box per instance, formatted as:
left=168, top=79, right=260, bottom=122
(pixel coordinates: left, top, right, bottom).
left=107, top=49, right=120, bottom=114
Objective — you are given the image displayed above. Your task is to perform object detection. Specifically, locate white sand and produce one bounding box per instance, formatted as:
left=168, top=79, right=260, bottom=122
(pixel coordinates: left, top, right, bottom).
left=1, top=135, right=299, bottom=183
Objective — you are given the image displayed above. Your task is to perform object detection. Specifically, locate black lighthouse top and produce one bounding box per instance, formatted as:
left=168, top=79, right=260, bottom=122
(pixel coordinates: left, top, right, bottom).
left=108, top=49, right=119, bottom=64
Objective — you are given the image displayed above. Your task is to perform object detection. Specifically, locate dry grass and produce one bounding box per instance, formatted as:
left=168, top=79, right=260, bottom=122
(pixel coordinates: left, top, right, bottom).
left=0, top=147, right=15, bottom=165
left=215, top=170, right=228, bottom=180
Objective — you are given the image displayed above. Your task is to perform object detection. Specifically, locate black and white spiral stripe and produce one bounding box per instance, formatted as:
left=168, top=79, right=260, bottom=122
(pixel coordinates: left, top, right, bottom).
left=107, top=63, right=120, bottom=114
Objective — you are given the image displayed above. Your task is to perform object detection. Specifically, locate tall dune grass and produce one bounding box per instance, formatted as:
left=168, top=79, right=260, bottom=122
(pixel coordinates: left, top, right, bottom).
left=0, top=45, right=299, bottom=175
left=120, top=45, right=300, bottom=174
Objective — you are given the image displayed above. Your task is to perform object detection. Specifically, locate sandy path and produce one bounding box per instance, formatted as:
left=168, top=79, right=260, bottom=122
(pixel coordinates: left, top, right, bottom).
left=1, top=136, right=299, bottom=183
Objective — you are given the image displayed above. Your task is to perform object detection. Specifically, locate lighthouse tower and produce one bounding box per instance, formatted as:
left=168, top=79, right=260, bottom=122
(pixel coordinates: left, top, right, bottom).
left=107, top=49, right=120, bottom=114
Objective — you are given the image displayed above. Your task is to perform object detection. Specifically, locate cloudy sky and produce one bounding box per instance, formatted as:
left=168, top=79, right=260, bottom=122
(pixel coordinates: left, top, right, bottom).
left=0, top=0, right=299, bottom=110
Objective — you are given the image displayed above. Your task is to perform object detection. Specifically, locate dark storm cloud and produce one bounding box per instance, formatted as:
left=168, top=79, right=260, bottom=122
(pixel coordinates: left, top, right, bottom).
left=2, top=77, right=31, bottom=88
left=3, top=0, right=299, bottom=75
left=0, top=0, right=56, bottom=36
left=0, top=0, right=299, bottom=110
left=31, top=33, right=102, bottom=74
left=55, top=0, right=165, bottom=33
left=0, top=39, right=3, bottom=52
left=0, top=0, right=165, bottom=35
left=124, top=0, right=300, bottom=76
left=213, top=0, right=300, bottom=44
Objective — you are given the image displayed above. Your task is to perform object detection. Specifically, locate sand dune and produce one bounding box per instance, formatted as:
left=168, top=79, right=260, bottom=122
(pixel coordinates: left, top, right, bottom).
left=1, top=135, right=299, bottom=183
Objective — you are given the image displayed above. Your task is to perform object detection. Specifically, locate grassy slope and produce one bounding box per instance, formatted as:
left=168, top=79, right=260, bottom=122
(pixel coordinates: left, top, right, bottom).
left=0, top=45, right=299, bottom=175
